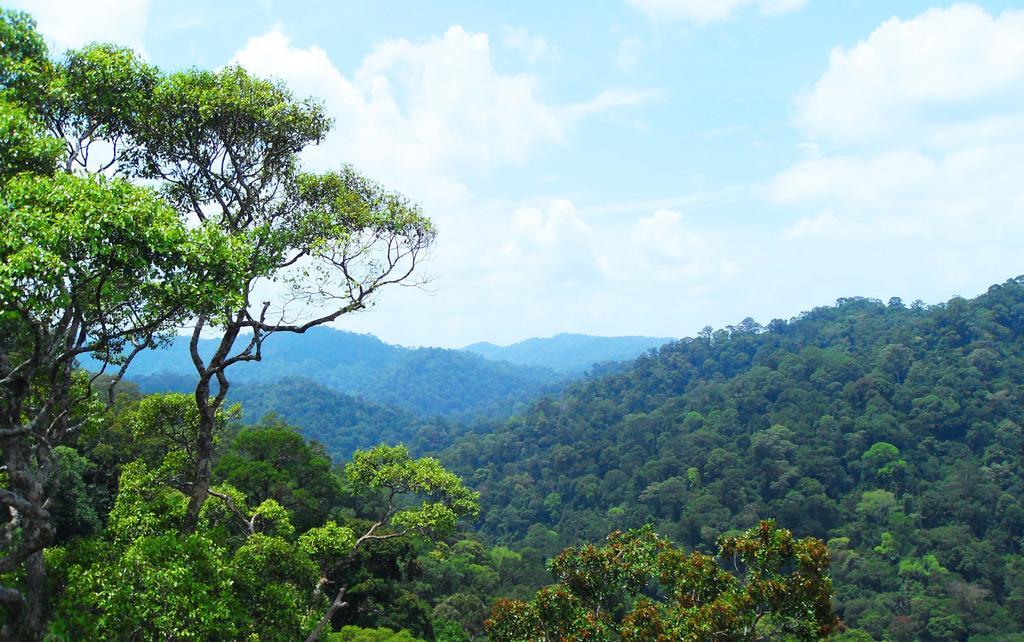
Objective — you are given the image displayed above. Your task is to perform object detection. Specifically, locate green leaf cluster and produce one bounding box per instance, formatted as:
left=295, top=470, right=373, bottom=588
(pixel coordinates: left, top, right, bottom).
left=487, top=521, right=838, bottom=641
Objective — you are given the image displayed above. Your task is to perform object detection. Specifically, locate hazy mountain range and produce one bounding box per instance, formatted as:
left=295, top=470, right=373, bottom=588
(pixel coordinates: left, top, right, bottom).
left=87, top=328, right=673, bottom=420
left=462, top=333, right=673, bottom=373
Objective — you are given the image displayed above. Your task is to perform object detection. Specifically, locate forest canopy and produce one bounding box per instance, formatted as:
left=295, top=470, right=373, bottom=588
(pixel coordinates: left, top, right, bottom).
left=6, top=5, right=1024, bottom=642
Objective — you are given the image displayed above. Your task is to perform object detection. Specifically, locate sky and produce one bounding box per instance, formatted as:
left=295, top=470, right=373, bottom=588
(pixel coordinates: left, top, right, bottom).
left=11, top=0, right=1024, bottom=347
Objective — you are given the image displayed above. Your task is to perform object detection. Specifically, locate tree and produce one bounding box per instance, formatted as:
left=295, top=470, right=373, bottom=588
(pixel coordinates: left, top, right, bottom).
left=304, top=445, right=479, bottom=642
left=0, top=12, right=238, bottom=638
left=48, top=417, right=478, bottom=641
left=115, top=63, right=435, bottom=533
left=214, top=418, right=343, bottom=532
left=486, top=520, right=839, bottom=641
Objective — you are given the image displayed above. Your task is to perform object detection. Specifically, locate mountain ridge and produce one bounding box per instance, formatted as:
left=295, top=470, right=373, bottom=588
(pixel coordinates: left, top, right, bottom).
left=462, top=332, right=675, bottom=373
left=85, top=327, right=672, bottom=421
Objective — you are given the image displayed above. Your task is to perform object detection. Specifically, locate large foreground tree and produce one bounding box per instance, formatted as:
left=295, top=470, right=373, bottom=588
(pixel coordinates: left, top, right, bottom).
left=0, top=11, right=242, bottom=639
left=1, top=8, right=432, bottom=637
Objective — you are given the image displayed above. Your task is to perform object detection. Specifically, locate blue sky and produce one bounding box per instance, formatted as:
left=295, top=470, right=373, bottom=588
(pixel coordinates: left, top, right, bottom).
left=13, top=0, right=1024, bottom=347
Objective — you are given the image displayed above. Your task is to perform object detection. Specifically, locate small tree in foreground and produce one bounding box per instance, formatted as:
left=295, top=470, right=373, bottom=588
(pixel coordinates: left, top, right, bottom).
left=304, top=445, right=480, bottom=642
left=486, top=520, right=839, bottom=641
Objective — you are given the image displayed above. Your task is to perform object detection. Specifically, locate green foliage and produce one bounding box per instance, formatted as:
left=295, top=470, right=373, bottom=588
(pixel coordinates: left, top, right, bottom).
left=228, top=378, right=425, bottom=461
left=48, top=44, right=158, bottom=148
left=0, top=9, right=52, bottom=111
left=347, top=445, right=480, bottom=539
left=47, top=446, right=102, bottom=538
left=0, top=99, right=60, bottom=179
left=487, top=521, right=838, bottom=641
left=214, top=418, right=343, bottom=530
left=299, top=521, right=356, bottom=572
left=326, top=626, right=426, bottom=642
left=1, top=7, right=446, bottom=639
left=51, top=533, right=243, bottom=641
left=230, top=534, right=319, bottom=640
left=445, top=281, right=1024, bottom=640
left=44, top=389, right=483, bottom=641
left=105, top=461, right=188, bottom=542
left=2, top=172, right=192, bottom=331
left=122, top=392, right=237, bottom=472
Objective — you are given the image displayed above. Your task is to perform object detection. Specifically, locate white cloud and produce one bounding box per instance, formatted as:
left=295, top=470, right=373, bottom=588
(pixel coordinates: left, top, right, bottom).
left=770, top=4, right=1024, bottom=303
left=487, top=200, right=598, bottom=289
left=770, top=149, right=939, bottom=205
left=227, top=25, right=659, bottom=346
left=423, top=198, right=736, bottom=344
left=627, top=0, right=806, bottom=25
left=502, top=26, right=555, bottom=63
left=630, top=208, right=702, bottom=261
left=488, top=203, right=715, bottom=293
left=8, top=0, right=149, bottom=54
left=796, top=4, right=1024, bottom=146
left=231, top=26, right=653, bottom=203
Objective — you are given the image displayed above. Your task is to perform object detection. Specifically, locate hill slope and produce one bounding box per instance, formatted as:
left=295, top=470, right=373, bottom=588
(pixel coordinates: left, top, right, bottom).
left=443, top=278, right=1024, bottom=640
left=87, top=327, right=565, bottom=419
left=226, top=378, right=459, bottom=461
left=463, top=333, right=674, bottom=373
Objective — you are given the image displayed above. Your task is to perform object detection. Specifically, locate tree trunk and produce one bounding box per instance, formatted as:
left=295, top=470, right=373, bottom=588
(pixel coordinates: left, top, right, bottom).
left=182, top=378, right=216, bottom=534
left=22, top=552, right=46, bottom=640
left=2, top=438, right=53, bottom=641
left=305, top=587, right=347, bottom=642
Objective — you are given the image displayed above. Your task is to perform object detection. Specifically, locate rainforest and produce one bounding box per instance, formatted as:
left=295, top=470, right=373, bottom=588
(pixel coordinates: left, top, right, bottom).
left=3, top=4, right=1024, bottom=642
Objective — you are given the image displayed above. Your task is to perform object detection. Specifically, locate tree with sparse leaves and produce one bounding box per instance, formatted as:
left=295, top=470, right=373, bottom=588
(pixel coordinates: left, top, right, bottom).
left=116, top=58, right=435, bottom=536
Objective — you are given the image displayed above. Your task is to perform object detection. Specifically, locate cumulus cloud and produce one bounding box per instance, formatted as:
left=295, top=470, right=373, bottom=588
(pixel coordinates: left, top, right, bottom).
left=225, top=24, right=661, bottom=346
left=796, top=4, right=1024, bottom=146
left=439, top=198, right=738, bottom=342
left=770, top=4, right=1024, bottom=301
left=630, top=208, right=702, bottom=262
left=486, top=203, right=717, bottom=293
left=487, top=200, right=598, bottom=288
left=627, top=0, right=806, bottom=25
left=8, top=0, right=150, bottom=54
left=231, top=26, right=652, bottom=202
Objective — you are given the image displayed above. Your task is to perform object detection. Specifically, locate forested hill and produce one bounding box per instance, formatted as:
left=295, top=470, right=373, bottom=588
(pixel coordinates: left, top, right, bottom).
left=226, top=378, right=453, bottom=461
left=443, top=277, right=1024, bottom=640
left=462, top=333, right=674, bottom=373
left=85, top=327, right=565, bottom=419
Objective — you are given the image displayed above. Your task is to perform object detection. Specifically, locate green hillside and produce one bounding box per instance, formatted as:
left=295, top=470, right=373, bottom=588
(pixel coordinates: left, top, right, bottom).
left=441, top=278, right=1024, bottom=640
left=226, top=378, right=432, bottom=462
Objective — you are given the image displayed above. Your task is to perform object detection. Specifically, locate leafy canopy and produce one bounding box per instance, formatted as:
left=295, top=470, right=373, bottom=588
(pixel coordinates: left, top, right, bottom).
left=487, top=520, right=839, bottom=642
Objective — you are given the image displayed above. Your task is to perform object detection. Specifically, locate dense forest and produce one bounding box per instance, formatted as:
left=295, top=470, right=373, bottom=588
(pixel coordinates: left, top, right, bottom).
left=439, top=280, right=1024, bottom=641
left=3, top=4, right=1023, bottom=640
left=227, top=378, right=460, bottom=461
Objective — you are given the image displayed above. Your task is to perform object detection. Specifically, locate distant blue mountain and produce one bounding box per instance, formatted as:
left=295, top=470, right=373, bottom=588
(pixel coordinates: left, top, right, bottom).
left=462, top=333, right=674, bottom=373
left=82, top=327, right=565, bottom=419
